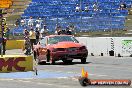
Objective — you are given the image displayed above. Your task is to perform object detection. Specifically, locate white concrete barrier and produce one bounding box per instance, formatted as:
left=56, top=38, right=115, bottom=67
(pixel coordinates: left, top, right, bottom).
left=76, top=37, right=132, bottom=56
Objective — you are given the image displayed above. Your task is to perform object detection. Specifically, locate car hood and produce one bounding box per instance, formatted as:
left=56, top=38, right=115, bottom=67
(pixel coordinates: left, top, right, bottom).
left=47, top=41, right=83, bottom=48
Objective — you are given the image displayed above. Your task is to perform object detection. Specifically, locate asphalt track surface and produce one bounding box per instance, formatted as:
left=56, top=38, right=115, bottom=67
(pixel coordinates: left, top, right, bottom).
left=0, top=49, right=132, bottom=88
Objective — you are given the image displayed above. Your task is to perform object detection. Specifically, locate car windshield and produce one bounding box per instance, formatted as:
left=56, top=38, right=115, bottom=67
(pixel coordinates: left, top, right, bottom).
left=48, top=36, right=79, bottom=44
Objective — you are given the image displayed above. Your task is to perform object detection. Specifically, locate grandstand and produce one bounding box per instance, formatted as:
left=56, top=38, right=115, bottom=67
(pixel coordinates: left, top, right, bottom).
left=5, top=0, right=132, bottom=36
left=4, top=0, right=31, bottom=28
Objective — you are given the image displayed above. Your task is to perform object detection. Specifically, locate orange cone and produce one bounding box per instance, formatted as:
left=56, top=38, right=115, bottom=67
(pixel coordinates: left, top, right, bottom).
left=81, top=67, right=89, bottom=78
left=85, top=72, right=88, bottom=78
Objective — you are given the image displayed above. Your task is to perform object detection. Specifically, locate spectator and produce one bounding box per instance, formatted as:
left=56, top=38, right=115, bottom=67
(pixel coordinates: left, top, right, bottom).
left=55, top=25, right=62, bottom=35
left=93, top=2, right=98, bottom=11
left=15, top=19, right=20, bottom=26
left=40, top=25, right=48, bottom=37
left=3, top=33, right=7, bottom=55
left=6, top=28, right=10, bottom=40
left=60, top=30, right=66, bottom=35
left=55, top=25, right=59, bottom=34
left=23, top=36, right=31, bottom=55
left=119, top=3, right=127, bottom=10
left=35, top=28, right=40, bottom=43
left=21, top=19, right=26, bottom=27
left=57, top=30, right=62, bottom=35
left=29, top=29, right=36, bottom=50
left=68, top=25, right=76, bottom=35
left=85, top=4, right=89, bottom=12
left=28, top=16, right=34, bottom=27
left=66, top=27, right=72, bottom=35
left=23, top=29, right=31, bottom=55
left=23, top=29, right=29, bottom=39
left=75, top=4, right=81, bottom=12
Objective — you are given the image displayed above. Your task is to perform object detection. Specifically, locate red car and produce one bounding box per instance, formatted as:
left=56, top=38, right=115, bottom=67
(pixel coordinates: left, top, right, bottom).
left=33, top=35, right=88, bottom=64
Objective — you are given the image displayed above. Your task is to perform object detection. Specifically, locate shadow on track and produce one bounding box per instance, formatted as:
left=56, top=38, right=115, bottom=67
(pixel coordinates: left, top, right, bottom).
left=39, top=61, right=92, bottom=66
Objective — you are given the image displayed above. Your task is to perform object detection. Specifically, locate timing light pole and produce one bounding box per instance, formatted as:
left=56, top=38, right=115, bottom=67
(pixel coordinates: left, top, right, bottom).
left=0, top=0, right=13, bottom=57
left=0, top=9, right=7, bottom=57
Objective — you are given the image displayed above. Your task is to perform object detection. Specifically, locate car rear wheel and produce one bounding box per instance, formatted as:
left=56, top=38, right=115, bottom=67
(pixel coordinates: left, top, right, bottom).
left=81, top=58, right=86, bottom=64
left=47, top=50, right=55, bottom=65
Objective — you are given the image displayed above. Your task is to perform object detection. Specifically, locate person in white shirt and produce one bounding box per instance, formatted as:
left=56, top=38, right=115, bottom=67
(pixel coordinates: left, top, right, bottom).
left=40, top=25, right=48, bottom=37
left=85, top=4, right=89, bottom=12
left=93, top=2, right=98, bottom=11
left=28, top=17, right=34, bottom=27
left=75, top=4, right=81, bottom=12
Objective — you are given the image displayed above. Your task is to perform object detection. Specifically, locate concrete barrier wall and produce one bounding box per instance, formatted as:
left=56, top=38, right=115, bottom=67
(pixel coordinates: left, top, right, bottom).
left=0, top=55, right=33, bottom=73
left=76, top=37, right=132, bottom=56
left=5, top=37, right=132, bottom=56
left=6, top=40, right=25, bottom=50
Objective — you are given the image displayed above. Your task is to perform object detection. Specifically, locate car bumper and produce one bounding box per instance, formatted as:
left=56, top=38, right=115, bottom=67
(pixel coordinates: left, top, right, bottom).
left=50, top=50, right=88, bottom=61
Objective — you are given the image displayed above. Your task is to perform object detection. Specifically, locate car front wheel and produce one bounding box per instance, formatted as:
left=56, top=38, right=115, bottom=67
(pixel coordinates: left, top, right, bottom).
left=81, top=58, right=86, bottom=64
left=50, top=59, right=55, bottom=65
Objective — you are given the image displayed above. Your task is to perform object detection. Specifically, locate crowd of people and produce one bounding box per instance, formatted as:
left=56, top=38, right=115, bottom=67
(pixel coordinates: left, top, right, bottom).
left=23, top=24, right=74, bottom=55
left=23, top=27, right=47, bottom=55
left=55, top=25, right=75, bottom=35
left=75, top=2, right=128, bottom=12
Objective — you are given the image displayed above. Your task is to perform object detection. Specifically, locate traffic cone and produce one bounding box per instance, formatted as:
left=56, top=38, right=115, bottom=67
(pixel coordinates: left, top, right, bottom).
left=85, top=72, right=88, bottom=78
left=82, top=67, right=88, bottom=78
left=79, top=68, right=90, bottom=86
left=81, top=67, right=85, bottom=77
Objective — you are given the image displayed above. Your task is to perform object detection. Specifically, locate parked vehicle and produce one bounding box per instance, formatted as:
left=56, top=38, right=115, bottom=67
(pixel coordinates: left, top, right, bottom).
left=33, top=35, right=88, bottom=64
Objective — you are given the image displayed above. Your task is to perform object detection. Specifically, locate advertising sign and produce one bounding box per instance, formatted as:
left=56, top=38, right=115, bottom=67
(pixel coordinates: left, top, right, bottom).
left=122, top=40, right=132, bottom=55
left=0, top=55, right=33, bottom=72
left=0, top=0, right=12, bottom=8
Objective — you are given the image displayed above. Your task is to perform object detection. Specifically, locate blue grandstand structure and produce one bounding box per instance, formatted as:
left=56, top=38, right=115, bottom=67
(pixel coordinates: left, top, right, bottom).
left=13, top=0, right=132, bottom=33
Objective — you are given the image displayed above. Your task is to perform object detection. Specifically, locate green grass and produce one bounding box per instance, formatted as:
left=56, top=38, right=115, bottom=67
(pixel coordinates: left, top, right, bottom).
left=75, top=30, right=129, bottom=37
